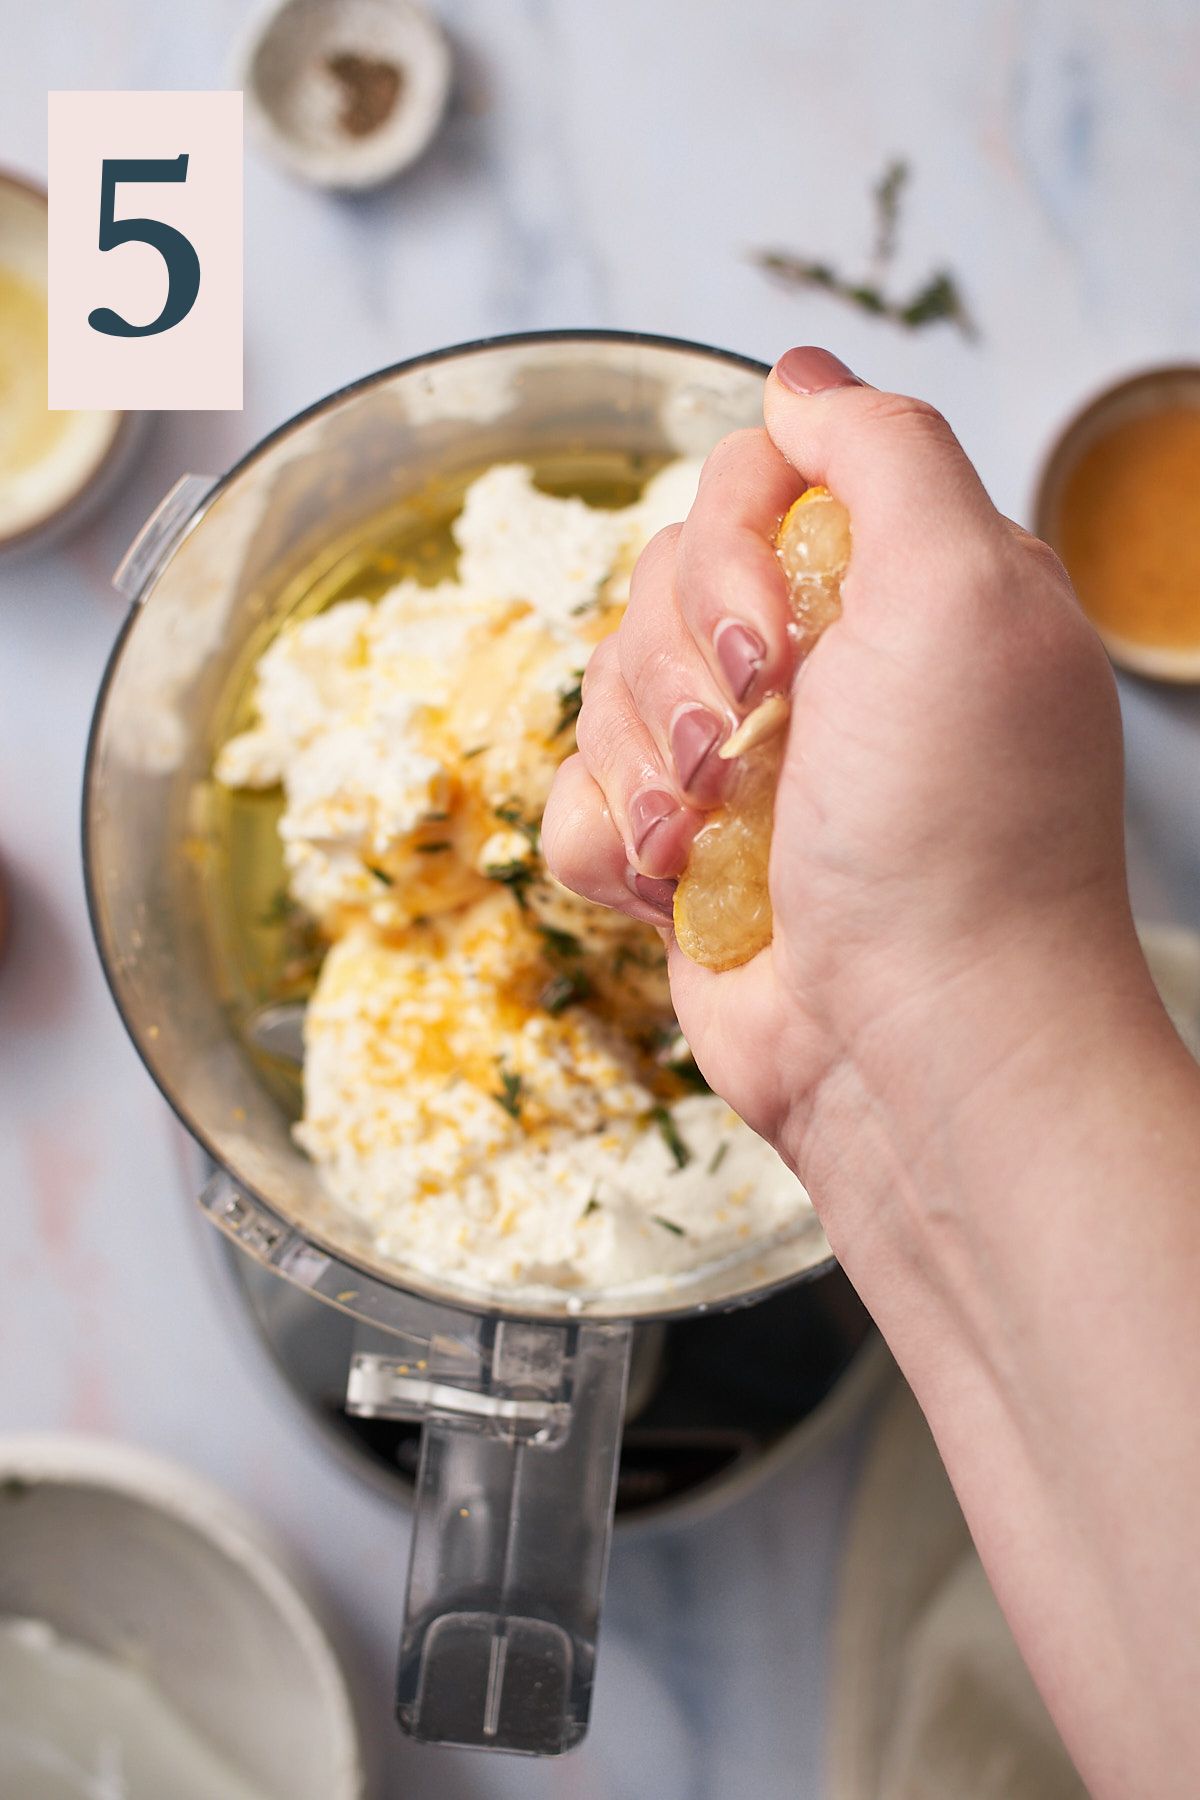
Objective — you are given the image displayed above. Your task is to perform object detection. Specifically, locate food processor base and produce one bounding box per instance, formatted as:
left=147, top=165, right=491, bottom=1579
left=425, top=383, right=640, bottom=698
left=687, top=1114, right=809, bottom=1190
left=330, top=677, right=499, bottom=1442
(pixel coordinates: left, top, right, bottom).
left=203, top=1224, right=889, bottom=1533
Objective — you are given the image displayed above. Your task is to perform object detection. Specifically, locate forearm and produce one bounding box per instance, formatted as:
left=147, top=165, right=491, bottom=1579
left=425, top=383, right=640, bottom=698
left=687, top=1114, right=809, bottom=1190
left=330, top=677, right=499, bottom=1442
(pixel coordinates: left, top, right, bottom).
left=794, top=931, right=1200, bottom=1799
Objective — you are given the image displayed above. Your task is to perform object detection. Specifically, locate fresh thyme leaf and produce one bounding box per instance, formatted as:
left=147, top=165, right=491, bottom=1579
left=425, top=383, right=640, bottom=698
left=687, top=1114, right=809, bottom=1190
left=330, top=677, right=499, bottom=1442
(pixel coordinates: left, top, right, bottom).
left=650, top=1104, right=691, bottom=1170
left=845, top=283, right=888, bottom=314
left=462, top=744, right=488, bottom=760
left=494, top=1069, right=523, bottom=1119
left=425, top=810, right=451, bottom=823
left=365, top=863, right=394, bottom=886
left=871, top=158, right=909, bottom=271
left=415, top=841, right=451, bottom=854
left=650, top=1026, right=711, bottom=1094
left=651, top=1214, right=686, bottom=1237
left=583, top=1193, right=601, bottom=1218
left=671, top=1058, right=712, bottom=1095
left=898, top=270, right=977, bottom=339
left=707, top=1141, right=730, bottom=1176
left=539, top=970, right=591, bottom=1016
left=483, top=861, right=534, bottom=909
left=552, top=674, right=585, bottom=738
left=538, top=924, right=583, bottom=960
left=752, top=159, right=977, bottom=342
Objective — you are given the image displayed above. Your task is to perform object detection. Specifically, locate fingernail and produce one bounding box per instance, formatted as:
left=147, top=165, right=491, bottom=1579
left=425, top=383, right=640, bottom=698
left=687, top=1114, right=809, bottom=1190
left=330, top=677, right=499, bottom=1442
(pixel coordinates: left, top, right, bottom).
left=628, top=788, right=679, bottom=864
left=714, top=619, right=765, bottom=702
left=774, top=346, right=862, bottom=395
left=670, top=704, right=724, bottom=793
left=626, top=869, right=676, bottom=917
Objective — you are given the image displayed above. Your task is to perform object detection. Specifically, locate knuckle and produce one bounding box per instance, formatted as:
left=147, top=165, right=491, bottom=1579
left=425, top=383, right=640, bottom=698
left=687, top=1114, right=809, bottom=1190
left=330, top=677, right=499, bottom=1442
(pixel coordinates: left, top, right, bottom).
left=541, top=765, right=601, bottom=890
left=619, top=630, right=674, bottom=701
left=859, top=390, right=953, bottom=442
left=628, top=522, right=680, bottom=603
left=1024, top=535, right=1072, bottom=590
left=574, top=685, right=639, bottom=775
left=699, top=427, right=767, bottom=486
left=582, top=633, right=618, bottom=689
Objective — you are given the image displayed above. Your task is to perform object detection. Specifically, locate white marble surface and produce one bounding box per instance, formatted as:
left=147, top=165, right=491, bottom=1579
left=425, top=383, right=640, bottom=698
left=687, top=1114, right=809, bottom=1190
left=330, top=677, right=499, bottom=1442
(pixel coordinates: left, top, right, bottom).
left=3, top=2, right=1200, bottom=1794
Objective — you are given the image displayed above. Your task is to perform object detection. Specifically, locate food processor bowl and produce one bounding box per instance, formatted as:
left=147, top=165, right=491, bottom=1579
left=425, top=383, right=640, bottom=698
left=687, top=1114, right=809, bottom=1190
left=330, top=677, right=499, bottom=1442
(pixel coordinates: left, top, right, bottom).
left=83, top=331, right=836, bottom=1756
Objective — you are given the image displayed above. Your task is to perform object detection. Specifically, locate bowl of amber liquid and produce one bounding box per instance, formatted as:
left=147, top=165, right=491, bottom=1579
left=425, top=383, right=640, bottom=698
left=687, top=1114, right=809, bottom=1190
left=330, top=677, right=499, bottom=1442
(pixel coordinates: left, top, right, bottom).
left=1035, top=365, right=1200, bottom=681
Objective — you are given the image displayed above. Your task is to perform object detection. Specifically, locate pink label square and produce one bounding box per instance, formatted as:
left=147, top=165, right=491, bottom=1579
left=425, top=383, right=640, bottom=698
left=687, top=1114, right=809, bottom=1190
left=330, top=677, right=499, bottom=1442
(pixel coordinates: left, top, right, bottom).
left=48, top=91, right=242, bottom=412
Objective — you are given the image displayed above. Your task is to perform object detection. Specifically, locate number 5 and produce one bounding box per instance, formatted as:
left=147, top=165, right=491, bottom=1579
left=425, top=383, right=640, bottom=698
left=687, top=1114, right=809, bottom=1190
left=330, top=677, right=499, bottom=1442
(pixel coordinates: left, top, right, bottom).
left=87, top=155, right=201, bottom=339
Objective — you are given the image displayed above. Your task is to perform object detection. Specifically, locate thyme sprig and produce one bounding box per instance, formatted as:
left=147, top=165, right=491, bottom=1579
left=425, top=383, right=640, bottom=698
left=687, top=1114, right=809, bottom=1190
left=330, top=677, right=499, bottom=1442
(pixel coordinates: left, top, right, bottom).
left=753, top=159, right=977, bottom=342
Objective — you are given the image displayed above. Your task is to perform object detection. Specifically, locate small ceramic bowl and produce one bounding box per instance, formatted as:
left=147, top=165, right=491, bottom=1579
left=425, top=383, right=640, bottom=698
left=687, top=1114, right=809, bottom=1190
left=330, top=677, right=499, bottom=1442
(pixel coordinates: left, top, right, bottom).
left=0, top=1434, right=363, bottom=1798
left=1033, top=363, right=1200, bottom=681
left=239, top=0, right=452, bottom=190
left=0, top=170, right=141, bottom=562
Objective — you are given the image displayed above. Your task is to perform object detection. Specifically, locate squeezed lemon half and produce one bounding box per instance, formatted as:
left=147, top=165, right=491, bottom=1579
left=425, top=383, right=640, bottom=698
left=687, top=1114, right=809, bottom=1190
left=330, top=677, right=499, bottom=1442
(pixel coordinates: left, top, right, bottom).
left=673, top=486, right=852, bottom=971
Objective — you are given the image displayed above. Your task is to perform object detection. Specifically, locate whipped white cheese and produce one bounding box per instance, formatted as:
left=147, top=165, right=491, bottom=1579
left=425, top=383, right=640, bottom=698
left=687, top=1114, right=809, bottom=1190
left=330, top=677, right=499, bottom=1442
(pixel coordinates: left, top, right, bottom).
left=218, top=459, right=818, bottom=1296
left=295, top=909, right=809, bottom=1293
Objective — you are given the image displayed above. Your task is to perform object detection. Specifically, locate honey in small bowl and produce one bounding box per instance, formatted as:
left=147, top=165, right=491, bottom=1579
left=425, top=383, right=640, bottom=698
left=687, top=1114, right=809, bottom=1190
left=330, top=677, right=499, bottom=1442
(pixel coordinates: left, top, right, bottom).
left=1035, top=368, right=1200, bottom=680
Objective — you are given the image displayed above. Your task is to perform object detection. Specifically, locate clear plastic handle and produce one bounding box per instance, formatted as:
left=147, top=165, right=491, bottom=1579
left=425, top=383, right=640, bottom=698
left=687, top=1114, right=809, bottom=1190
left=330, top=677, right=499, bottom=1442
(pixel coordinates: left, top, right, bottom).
left=394, top=1319, right=631, bottom=1754
left=197, top=1172, right=633, bottom=1754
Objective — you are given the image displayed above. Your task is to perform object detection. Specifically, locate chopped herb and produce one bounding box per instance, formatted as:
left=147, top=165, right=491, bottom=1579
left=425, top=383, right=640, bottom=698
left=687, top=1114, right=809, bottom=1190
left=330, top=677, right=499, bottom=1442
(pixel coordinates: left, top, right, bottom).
left=462, top=744, right=488, bottom=760
left=570, top=594, right=601, bottom=616
left=552, top=674, right=585, bottom=739
left=651, top=1214, right=686, bottom=1237
left=752, top=158, right=977, bottom=342
left=494, top=1069, right=523, bottom=1120
left=650, top=1104, right=691, bottom=1170
left=538, top=924, right=583, bottom=961
left=583, top=1193, right=601, bottom=1218
left=425, top=810, right=451, bottom=823
left=650, top=1026, right=711, bottom=1094
left=493, top=802, right=540, bottom=851
left=707, top=1141, right=730, bottom=1176
left=483, top=861, right=534, bottom=910
left=365, top=863, right=394, bottom=886
left=539, top=970, right=591, bottom=1016
left=671, top=1058, right=712, bottom=1095
left=415, top=840, right=452, bottom=854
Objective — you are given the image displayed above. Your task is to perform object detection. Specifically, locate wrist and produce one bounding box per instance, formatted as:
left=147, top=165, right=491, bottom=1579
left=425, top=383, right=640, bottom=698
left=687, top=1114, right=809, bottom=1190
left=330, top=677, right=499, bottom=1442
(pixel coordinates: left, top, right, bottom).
left=782, top=902, right=1179, bottom=1282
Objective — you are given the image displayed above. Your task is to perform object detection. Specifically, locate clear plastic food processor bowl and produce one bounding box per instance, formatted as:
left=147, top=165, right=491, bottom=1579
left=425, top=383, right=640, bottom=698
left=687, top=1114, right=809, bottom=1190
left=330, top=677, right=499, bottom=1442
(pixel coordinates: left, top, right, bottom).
left=83, top=332, right=834, bottom=1756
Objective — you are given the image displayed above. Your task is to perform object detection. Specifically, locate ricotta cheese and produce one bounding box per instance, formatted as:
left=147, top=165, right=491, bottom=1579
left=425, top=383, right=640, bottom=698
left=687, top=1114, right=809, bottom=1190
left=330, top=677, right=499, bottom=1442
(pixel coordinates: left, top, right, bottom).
left=217, top=458, right=819, bottom=1297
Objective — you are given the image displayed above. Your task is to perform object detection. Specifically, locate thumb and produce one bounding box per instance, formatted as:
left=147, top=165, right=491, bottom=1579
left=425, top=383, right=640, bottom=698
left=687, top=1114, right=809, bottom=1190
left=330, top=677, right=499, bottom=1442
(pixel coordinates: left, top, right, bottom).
left=763, top=347, right=1000, bottom=542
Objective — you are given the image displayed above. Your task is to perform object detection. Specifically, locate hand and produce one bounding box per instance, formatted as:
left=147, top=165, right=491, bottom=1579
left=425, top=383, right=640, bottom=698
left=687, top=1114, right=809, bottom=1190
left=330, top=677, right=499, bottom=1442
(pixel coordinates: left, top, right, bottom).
left=542, top=346, right=1142, bottom=1178
left=545, top=346, right=1200, bottom=1800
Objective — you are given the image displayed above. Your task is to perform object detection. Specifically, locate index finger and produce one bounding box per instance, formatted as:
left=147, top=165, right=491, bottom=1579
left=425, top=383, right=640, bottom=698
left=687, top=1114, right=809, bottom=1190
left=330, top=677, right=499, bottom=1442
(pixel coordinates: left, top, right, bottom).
left=673, top=427, right=806, bottom=709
